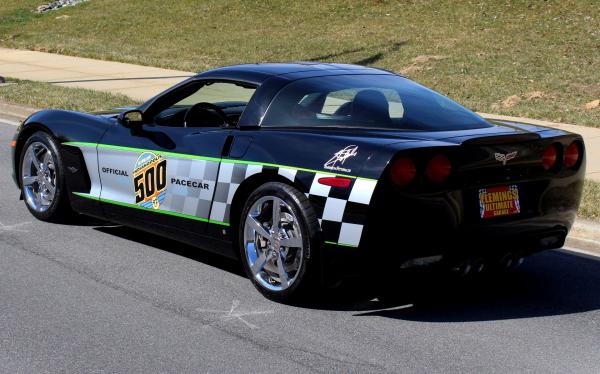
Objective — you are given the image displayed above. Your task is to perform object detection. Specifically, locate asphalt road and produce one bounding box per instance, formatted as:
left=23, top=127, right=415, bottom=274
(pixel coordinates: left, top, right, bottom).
left=1, top=120, right=599, bottom=373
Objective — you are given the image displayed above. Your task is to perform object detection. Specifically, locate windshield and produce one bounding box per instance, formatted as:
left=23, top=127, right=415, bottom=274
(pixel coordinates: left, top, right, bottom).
left=261, top=75, right=491, bottom=131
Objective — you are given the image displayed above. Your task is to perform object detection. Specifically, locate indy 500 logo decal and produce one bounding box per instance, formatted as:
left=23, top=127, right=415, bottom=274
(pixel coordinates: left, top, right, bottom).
left=324, top=145, right=358, bottom=173
left=133, top=152, right=167, bottom=209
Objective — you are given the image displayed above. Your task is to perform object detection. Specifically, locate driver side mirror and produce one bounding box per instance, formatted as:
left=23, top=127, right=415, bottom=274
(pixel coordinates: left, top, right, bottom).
left=118, top=110, right=144, bottom=129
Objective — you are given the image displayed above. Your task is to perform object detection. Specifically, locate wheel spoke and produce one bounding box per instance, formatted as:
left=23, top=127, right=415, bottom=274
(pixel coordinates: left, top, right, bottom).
left=251, top=251, right=269, bottom=274
left=272, top=198, right=281, bottom=231
left=247, top=216, right=272, bottom=240
left=45, top=182, right=56, bottom=197
left=243, top=194, right=304, bottom=292
left=280, top=236, right=302, bottom=248
left=39, top=192, right=52, bottom=206
left=276, top=252, right=289, bottom=287
left=33, top=149, right=45, bottom=171
left=42, top=151, right=52, bottom=165
left=24, top=148, right=36, bottom=171
left=32, top=193, right=43, bottom=210
left=22, top=176, right=37, bottom=186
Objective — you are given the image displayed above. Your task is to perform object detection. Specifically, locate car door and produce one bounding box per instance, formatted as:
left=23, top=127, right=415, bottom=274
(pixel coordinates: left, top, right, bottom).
left=97, top=123, right=228, bottom=234
left=96, top=80, right=256, bottom=240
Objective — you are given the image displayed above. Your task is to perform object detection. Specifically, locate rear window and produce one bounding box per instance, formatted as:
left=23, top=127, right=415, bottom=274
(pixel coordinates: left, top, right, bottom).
left=261, top=75, right=491, bottom=131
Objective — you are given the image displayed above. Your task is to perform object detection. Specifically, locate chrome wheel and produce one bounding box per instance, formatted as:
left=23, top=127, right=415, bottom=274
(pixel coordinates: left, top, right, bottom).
left=243, top=196, right=304, bottom=292
left=21, top=142, right=57, bottom=213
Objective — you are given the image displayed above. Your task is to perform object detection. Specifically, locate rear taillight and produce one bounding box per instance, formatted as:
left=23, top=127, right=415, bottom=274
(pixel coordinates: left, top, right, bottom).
left=542, top=144, right=558, bottom=170
left=425, top=154, right=452, bottom=183
left=564, top=141, right=581, bottom=168
left=390, top=157, right=416, bottom=186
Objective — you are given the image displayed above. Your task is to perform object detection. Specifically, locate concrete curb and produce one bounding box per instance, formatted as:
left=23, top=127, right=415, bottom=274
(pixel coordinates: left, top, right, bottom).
left=0, top=102, right=38, bottom=122
left=566, top=219, right=600, bottom=256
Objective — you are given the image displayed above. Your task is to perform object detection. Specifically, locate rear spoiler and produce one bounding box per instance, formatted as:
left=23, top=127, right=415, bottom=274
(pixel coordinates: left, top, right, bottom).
left=462, top=133, right=541, bottom=146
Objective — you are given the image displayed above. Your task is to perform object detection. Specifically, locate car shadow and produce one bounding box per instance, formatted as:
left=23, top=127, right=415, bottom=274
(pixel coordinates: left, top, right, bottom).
left=52, top=214, right=112, bottom=227
left=310, top=250, right=600, bottom=322
left=93, top=225, right=245, bottom=277
left=85, top=222, right=600, bottom=322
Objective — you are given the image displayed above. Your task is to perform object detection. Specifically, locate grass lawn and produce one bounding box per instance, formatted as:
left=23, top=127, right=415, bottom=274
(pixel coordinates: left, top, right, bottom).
left=0, top=1, right=599, bottom=127
left=0, top=79, right=139, bottom=112
left=580, top=179, right=600, bottom=221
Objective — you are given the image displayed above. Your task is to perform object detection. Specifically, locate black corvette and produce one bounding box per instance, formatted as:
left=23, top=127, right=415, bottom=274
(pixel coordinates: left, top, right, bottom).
left=10, top=63, right=585, bottom=301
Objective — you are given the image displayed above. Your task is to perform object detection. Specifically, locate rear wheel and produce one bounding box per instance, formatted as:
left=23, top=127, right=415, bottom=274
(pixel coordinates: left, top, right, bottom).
left=19, top=131, right=73, bottom=222
left=239, top=182, right=320, bottom=303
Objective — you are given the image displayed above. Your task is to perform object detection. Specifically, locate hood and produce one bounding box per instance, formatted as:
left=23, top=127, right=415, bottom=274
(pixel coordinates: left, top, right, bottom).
left=90, top=106, right=139, bottom=118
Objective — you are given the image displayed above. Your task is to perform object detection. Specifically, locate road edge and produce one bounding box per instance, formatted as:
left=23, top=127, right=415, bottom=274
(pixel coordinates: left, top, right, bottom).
left=0, top=101, right=37, bottom=122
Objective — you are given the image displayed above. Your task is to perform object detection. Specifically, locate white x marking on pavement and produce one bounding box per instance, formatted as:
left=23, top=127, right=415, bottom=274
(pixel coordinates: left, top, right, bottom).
left=196, top=299, right=274, bottom=329
left=0, top=221, right=31, bottom=233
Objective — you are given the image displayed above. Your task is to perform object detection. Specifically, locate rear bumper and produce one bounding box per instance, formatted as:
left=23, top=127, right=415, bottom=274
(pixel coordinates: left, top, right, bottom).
left=344, top=171, right=585, bottom=275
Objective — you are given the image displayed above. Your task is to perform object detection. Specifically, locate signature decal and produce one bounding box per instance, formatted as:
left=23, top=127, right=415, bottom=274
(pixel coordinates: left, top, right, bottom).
left=494, top=151, right=518, bottom=166
left=133, top=152, right=167, bottom=209
left=324, top=145, right=358, bottom=173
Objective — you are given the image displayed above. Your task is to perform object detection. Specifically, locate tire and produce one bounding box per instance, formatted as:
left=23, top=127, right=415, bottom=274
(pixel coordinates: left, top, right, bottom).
left=239, top=182, right=321, bottom=303
left=19, top=131, right=73, bottom=222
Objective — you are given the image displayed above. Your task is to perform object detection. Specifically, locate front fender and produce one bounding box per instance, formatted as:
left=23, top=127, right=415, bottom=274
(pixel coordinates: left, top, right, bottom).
left=12, top=109, right=114, bottom=190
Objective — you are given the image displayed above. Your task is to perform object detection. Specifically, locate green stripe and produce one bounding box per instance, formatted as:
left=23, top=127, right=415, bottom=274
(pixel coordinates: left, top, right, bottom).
left=324, top=240, right=358, bottom=248
left=64, top=142, right=221, bottom=162
left=64, top=141, right=377, bottom=182
left=73, top=192, right=230, bottom=226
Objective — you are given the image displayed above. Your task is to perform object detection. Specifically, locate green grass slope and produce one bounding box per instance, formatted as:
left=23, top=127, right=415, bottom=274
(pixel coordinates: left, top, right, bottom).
left=1, top=1, right=599, bottom=126
left=0, top=79, right=139, bottom=112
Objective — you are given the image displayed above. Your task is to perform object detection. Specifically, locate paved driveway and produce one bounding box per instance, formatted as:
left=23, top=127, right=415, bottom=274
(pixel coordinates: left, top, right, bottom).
left=1, top=120, right=599, bottom=373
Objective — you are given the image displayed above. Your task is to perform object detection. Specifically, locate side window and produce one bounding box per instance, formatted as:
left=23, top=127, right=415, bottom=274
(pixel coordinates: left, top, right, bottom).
left=154, top=82, right=256, bottom=127
left=174, top=82, right=255, bottom=106
left=262, top=75, right=490, bottom=130
left=320, top=88, right=404, bottom=119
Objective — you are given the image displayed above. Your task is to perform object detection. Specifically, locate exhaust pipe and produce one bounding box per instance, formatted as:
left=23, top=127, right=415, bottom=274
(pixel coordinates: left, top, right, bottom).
left=512, top=255, right=525, bottom=268
left=499, top=253, right=525, bottom=269
left=452, top=260, right=472, bottom=277
left=472, top=258, right=486, bottom=274
left=499, top=253, right=514, bottom=269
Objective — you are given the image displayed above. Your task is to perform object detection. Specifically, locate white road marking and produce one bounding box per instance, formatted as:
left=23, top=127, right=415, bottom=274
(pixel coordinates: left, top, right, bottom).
left=0, top=118, right=21, bottom=126
left=0, top=221, right=31, bottom=233
left=196, top=299, right=274, bottom=329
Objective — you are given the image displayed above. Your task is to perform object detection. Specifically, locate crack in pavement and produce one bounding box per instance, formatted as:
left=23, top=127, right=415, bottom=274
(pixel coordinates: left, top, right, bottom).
left=0, top=232, right=388, bottom=373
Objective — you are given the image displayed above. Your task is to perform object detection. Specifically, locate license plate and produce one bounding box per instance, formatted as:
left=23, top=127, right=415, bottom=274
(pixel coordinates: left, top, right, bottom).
left=479, top=185, right=520, bottom=219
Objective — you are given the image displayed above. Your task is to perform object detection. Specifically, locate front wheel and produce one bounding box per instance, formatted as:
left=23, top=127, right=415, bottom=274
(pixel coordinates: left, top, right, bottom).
left=19, top=131, right=73, bottom=222
left=239, top=182, right=320, bottom=303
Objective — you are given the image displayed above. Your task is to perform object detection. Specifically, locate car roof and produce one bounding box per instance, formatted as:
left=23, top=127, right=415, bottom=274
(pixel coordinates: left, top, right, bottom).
left=194, top=62, right=396, bottom=85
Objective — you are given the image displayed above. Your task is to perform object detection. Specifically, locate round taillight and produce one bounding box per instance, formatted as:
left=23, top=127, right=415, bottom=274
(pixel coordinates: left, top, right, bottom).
left=564, top=141, right=580, bottom=168
left=390, top=157, right=417, bottom=186
left=542, top=144, right=558, bottom=170
left=425, top=154, right=452, bottom=183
